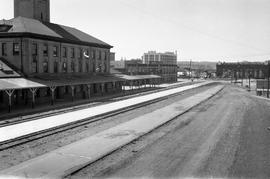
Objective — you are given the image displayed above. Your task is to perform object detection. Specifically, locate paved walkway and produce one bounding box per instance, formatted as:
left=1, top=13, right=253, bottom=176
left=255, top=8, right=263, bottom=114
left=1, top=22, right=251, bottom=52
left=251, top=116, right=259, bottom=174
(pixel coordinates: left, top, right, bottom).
left=0, top=85, right=223, bottom=178
left=0, top=81, right=213, bottom=143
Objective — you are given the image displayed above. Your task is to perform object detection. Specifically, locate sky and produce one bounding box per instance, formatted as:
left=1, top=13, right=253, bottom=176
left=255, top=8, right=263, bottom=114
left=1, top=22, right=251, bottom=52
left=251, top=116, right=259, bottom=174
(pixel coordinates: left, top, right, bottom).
left=0, top=0, right=270, bottom=62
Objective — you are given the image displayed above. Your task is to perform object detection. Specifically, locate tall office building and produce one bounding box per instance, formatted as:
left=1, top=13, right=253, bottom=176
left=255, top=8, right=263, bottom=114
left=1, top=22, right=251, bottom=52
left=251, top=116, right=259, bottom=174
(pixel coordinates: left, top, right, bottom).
left=142, top=51, right=177, bottom=65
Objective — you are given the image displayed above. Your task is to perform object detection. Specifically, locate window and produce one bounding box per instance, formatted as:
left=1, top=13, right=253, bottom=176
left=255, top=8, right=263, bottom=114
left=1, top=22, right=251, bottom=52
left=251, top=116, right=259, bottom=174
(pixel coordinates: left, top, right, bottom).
left=91, top=50, right=95, bottom=59
left=54, top=61, right=58, bottom=73
left=63, top=47, right=67, bottom=58
left=32, top=43, right=38, bottom=55
left=79, top=61, right=83, bottom=72
left=1, top=43, right=7, bottom=56
left=93, top=63, right=96, bottom=72
left=104, top=62, right=107, bottom=72
left=103, top=52, right=106, bottom=61
left=43, top=44, right=48, bottom=56
left=13, top=43, right=20, bottom=55
left=71, top=61, right=75, bottom=72
left=62, top=62, right=67, bottom=73
left=71, top=48, right=75, bottom=58
left=86, top=62, right=89, bottom=72
left=43, top=61, right=48, bottom=73
left=99, top=51, right=102, bottom=60
left=78, top=48, right=83, bottom=59
left=32, top=60, right=38, bottom=73
left=53, top=46, right=58, bottom=57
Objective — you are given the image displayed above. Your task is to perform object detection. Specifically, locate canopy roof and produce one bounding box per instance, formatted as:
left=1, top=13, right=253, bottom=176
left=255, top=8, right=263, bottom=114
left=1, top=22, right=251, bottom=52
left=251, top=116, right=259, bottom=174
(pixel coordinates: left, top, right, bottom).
left=30, top=74, right=126, bottom=87
left=115, top=74, right=161, bottom=80
left=0, top=78, right=45, bottom=91
left=0, top=74, right=161, bottom=91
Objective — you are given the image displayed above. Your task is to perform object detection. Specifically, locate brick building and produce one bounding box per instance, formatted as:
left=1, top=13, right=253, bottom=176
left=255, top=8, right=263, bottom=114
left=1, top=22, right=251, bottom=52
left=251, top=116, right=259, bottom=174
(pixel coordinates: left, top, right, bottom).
left=112, top=60, right=177, bottom=83
left=216, top=62, right=269, bottom=79
left=0, top=0, right=160, bottom=112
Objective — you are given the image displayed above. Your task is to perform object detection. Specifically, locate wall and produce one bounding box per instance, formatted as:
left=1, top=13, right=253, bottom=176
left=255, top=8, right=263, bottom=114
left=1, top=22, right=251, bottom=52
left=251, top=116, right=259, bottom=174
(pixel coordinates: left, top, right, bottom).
left=0, top=37, right=111, bottom=76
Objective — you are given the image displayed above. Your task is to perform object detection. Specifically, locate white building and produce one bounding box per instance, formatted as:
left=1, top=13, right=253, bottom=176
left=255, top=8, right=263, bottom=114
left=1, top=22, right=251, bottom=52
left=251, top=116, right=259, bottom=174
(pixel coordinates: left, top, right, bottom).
left=142, top=51, right=177, bottom=65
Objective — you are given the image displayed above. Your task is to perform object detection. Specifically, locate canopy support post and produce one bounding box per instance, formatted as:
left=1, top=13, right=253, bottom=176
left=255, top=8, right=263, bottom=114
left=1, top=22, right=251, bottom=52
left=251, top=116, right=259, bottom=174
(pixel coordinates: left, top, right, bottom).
left=29, top=88, right=38, bottom=109
left=144, top=80, right=146, bottom=88
left=50, top=86, right=56, bottom=105
left=101, top=83, right=105, bottom=96
left=5, top=89, right=14, bottom=113
left=87, top=84, right=91, bottom=99
left=70, top=85, right=75, bottom=102
left=113, top=82, right=116, bottom=93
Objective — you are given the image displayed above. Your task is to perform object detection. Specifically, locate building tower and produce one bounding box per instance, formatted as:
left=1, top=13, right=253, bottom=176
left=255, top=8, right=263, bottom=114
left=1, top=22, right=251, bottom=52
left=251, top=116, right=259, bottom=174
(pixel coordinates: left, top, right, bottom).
left=14, top=0, right=50, bottom=22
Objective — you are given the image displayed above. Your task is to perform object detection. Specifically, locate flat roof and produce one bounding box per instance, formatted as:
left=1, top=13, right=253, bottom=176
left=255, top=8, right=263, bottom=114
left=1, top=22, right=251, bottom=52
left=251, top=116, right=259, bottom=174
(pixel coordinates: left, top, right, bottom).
left=115, top=74, right=161, bottom=80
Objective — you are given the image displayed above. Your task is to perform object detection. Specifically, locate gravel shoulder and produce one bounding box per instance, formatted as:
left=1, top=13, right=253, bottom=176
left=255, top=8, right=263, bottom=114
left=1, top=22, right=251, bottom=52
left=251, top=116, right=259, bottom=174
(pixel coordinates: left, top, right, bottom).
left=72, top=85, right=270, bottom=178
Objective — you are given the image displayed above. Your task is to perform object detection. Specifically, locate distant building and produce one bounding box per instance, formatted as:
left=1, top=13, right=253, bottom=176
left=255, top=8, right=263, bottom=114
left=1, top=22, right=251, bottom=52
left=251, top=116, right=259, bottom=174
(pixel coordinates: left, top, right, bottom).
left=112, top=60, right=177, bottom=83
left=216, top=62, right=268, bottom=79
left=142, top=51, right=177, bottom=65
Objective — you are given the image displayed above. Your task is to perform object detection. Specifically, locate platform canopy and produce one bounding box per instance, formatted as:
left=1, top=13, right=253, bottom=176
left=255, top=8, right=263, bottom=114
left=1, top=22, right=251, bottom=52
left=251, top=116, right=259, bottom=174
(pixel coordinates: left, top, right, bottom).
left=0, top=78, right=46, bottom=91
left=115, top=74, right=161, bottom=80
left=0, top=74, right=161, bottom=91
left=29, top=74, right=127, bottom=87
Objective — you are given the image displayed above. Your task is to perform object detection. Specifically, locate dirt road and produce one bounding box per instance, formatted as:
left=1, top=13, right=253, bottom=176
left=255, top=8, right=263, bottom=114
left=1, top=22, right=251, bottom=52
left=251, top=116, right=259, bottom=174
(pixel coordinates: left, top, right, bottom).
left=73, top=85, right=270, bottom=178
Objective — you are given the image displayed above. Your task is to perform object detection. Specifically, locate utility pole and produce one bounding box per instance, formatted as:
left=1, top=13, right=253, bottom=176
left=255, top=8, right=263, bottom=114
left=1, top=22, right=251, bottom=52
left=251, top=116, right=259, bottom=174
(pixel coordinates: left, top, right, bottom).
left=189, top=59, right=192, bottom=79
left=267, top=61, right=270, bottom=98
left=248, top=71, right=251, bottom=92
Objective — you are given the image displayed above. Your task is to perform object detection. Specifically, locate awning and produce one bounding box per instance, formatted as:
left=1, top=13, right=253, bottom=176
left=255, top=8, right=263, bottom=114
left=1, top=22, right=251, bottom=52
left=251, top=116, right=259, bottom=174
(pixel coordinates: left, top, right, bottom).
left=0, top=78, right=46, bottom=91
left=0, top=74, right=162, bottom=91
left=115, top=74, right=161, bottom=80
left=29, top=74, right=127, bottom=87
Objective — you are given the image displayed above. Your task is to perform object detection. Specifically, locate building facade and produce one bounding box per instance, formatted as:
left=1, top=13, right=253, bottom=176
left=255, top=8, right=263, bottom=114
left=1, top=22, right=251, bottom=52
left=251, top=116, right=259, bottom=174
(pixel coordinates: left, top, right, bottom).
left=142, top=51, right=177, bottom=65
left=0, top=0, right=124, bottom=110
left=216, top=62, right=269, bottom=79
left=112, top=60, right=177, bottom=83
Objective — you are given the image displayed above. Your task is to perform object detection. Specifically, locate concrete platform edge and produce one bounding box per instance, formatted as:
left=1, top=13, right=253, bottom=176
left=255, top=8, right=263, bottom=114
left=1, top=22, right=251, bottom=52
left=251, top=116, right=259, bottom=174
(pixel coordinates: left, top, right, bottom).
left=63, top=85, right=224, bottom=178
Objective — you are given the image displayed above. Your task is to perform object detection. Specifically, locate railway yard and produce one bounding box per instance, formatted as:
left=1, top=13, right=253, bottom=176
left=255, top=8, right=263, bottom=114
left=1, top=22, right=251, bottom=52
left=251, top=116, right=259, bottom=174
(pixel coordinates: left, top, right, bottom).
left=0, top=80, right=270, bottom=178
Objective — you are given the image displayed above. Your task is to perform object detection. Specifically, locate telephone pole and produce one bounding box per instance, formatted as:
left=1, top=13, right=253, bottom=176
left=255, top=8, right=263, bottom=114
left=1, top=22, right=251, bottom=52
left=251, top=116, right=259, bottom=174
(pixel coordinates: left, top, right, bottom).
left=189, top=59, right=192, bottom=79
left=267, top=61, right=270, bottom=98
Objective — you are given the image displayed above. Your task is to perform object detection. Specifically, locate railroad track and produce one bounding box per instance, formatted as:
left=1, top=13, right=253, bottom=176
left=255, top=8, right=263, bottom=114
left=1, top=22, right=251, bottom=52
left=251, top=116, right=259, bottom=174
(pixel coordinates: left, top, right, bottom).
left=0, top=81, right=213, bottom=151
left=0, top=81, right=197, bottom=127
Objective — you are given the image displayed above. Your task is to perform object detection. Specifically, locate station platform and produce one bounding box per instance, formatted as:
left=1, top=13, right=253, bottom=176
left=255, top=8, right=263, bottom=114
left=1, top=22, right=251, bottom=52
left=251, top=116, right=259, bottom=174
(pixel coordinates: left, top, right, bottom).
left=0, top=81, right=214, bottom=143
left=0, top=85, right=224, bottom=178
